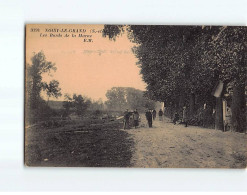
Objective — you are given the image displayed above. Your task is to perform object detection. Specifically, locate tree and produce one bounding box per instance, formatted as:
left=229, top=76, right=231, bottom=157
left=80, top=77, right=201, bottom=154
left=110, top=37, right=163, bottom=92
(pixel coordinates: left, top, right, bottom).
left=105, top=87, right=156, bottom=111
left=62, top=94, right=92, bottom=116
left=62, top=93, right=73, bottom=116
left=103, top=25, right=246, bottom=131
left=89, top=98, right=104, bottom=111
left=72, top=94, right=91, bottom=116
left=26, top=51, right=60, bottom=123
left=204, top=26, right=247, bottom=132
left=126, top=88, right=155, bottom=111
left=105, top=87, right=127, bottom=111
left=104, top=26, right=215, bottom=116
left=42, top=80, right=62, bottom=105
left=26, top=51, right=57, bottom=109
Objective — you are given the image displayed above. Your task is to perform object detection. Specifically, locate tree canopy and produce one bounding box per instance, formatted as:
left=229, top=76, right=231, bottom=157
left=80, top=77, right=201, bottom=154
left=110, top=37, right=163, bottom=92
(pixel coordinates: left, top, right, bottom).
left=103, top=25, right=247, bottom=132
left=105, top=87, right=156, bottom=111
left=26, top=51, right=61, bottom=122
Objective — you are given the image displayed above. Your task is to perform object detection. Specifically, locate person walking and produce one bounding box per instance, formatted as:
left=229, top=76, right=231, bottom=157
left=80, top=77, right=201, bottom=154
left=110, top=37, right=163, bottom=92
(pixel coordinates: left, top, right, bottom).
left=182, top=106, right=188, bottom=127
left=152, top=109, right=157, bottom=120
left=145, top=109, right=153, bottom=128
left=173, top=112, right=179, bottom=125
left=158, top=109, right=163, bottom=121
left=133, top=109, right=140, bottom=129
left=123, top=109, right=130, bottom=129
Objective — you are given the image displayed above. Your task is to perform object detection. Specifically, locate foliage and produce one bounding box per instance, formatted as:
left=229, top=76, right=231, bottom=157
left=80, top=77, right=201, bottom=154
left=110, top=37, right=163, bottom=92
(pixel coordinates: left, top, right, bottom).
left=103, top=25, right=247, bottom=131
left=62, top=94, right=91, bottom=116
left=26, top=51, right=61, bottom=123
left=105, top=87, right=156, bottom=111
left=105, top=87, right=127, bottom=111
left=27, top=51, right=57, bottom=108
left=62, top=93, right=73, bottom=116
left=42, top=80, right=62, bottom=102
left=88, top=98, right=104, bottom=111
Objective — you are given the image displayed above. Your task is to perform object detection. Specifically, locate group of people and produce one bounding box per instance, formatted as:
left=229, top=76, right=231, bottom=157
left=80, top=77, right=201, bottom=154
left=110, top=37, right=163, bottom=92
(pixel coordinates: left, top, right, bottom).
left=123, top=108, right=164, bottom=129
left=123, top=106, right=189, bottom=129
left=123, top=109, right=140, bottom=129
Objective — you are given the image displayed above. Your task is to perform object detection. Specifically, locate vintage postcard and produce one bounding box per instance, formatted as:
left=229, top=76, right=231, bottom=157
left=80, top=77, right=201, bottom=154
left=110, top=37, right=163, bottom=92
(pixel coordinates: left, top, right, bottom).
left=25, top=24, right=247, bottom=168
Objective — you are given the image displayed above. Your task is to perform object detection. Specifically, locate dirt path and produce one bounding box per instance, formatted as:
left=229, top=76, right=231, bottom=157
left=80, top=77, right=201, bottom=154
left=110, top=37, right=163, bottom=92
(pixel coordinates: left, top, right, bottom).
left=126, top=116, right=247, bottom=168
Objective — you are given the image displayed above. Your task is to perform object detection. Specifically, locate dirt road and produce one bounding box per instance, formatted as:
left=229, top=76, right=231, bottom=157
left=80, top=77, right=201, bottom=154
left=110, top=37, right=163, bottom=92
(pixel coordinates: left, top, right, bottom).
left=126, top=116, right=247, bottom=168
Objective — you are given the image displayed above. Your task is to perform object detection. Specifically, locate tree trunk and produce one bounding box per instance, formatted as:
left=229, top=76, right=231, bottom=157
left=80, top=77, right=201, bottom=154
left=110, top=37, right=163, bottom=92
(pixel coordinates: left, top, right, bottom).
left=179, top=93, right=185, bottom=114
left=30, top=75, right=40, bottom=110
left=189, top=93, right=195, bottom=118
left=231, top=83, right=246, bottom=133
left=215, top=97, right=224, bottom=130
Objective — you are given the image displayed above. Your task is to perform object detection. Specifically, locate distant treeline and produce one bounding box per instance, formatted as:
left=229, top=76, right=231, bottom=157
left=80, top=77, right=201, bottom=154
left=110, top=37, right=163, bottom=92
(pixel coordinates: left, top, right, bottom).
left=25, top=51, right=156, bottom=124
left=105, top=87, right=156, bottom=112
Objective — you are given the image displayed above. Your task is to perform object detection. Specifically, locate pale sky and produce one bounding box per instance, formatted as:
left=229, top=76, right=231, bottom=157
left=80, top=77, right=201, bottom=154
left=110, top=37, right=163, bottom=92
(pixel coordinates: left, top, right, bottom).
left=26, top=24, right=146, bottom=101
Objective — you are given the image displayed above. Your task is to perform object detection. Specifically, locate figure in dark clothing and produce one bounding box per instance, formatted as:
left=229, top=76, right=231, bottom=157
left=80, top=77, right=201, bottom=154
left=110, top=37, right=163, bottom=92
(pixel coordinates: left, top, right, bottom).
left=182, top=106, right=188, bottom=127
left=158, top=109, right=163, bottom=121
left=173, top=112, right=179, bottom=125
left=145, top=109, right=153, bottom=128
left=123, top=109, right=130, bottom=129
left=152, top=110, right=157, bottom=120
left=133, top=109, right=140, bottom=129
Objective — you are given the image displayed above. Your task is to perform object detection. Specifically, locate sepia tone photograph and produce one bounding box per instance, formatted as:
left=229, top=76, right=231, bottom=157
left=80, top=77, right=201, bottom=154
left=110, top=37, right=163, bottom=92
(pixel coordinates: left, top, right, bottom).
left=25, top=24, right=247, bottom=168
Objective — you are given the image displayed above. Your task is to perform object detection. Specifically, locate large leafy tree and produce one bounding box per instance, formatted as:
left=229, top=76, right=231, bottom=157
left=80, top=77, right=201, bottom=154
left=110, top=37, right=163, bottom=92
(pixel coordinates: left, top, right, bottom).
left=26, top=51, right=62, bottom=123
left=103, top=25, right=246, bottom=132
left=26, top=51, right=57, bottom=109
left=105, top=87, right=156, bottom=111
left=205, top=26, right=247, bottom=132
left=72, top=94, right=91, bottom=116
left=104, top=26, right=216, bottom=112
left=105, top=87, right=127, bottom=111
left=125, top=87, right=156, bottom=111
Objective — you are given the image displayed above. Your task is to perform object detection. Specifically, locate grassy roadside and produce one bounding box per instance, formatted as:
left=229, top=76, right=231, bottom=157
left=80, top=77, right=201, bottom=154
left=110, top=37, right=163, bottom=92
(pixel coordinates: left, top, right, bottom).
left=25, top=120, right=134, bottom=167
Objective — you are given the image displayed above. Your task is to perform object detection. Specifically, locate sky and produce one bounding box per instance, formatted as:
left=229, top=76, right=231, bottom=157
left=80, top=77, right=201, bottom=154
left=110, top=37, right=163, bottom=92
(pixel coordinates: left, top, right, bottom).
left=26, top=24, right=146, bottom=101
